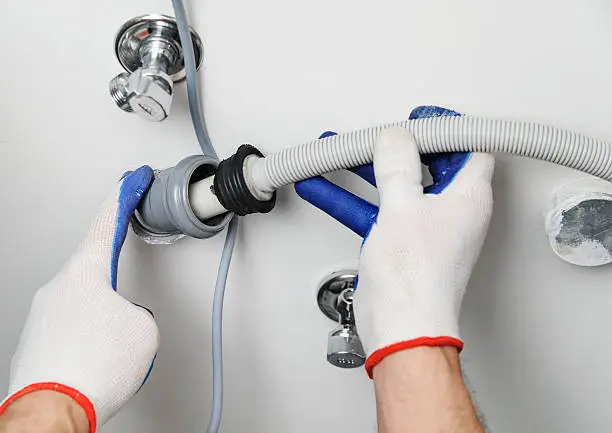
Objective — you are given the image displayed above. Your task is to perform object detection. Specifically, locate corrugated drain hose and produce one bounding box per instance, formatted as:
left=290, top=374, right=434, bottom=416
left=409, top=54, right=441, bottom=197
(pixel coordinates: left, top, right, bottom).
left=200, top=114, right=612, bottom=221
left=249, top=115, right=612, bottom=194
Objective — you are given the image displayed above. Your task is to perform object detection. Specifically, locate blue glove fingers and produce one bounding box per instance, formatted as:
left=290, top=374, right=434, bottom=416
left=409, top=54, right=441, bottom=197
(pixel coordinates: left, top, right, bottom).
left=409, top=105, right=462, bottom=120
left=423, top=152, right=471, bottom=194
left=319, top=131, right=337, bottom=139
left=111, top=166, right=156, bottom=390
left=350, top=164, right=376, bottom=187
left=295, top=176, right=378, bottom=238
left=296, top=130, right=377, bottom=236
left=409, top=105, right=470, bottom=195
left=111, top=165, right=154, bottom=291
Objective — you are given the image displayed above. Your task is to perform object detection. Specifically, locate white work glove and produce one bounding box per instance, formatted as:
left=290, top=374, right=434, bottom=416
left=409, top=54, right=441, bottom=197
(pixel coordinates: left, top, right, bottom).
left=356, top=127, right=494, bottom=376
left=0, top=166, right=160, bottom=432
left=295, top=106, right=494, bottom=377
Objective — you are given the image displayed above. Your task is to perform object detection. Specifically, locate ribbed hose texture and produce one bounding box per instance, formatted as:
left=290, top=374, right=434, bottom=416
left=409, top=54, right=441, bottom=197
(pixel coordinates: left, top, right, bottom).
left=250, top=116, right=612, bottom=193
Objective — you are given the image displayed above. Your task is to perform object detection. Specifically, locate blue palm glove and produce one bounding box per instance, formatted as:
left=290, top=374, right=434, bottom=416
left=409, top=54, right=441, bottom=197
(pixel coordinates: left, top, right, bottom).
left=295, top=106, right=470, bottom=236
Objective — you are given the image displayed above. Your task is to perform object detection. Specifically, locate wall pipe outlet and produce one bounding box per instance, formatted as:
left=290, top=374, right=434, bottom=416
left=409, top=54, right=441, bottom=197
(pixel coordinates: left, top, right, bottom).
left=134, top=155, right=232, bottom=241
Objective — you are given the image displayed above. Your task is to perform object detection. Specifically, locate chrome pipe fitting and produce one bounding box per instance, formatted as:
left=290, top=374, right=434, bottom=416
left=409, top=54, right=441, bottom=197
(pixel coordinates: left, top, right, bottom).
left=109, top=14, right=203, bottom=121
left=317, top=271, right=366, bottom=369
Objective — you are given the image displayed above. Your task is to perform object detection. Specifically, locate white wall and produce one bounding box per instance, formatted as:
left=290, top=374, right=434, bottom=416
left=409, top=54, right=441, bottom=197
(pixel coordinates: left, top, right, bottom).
left=2, top=1, right=612, bottom=432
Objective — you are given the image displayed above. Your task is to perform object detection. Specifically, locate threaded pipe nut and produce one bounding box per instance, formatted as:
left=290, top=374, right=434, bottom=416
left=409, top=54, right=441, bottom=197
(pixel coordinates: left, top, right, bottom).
left=109, top=72, right=133, bottom=112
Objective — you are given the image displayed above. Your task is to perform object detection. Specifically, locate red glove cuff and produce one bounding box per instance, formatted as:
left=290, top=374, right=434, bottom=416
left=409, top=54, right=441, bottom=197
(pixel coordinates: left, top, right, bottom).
left=0, top=383, right=96, bottom=433
left=365, top=336, right=464, bottom=379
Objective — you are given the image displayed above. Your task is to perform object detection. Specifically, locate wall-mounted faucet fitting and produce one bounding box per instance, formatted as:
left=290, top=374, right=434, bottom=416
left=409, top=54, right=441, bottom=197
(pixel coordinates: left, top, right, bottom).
left=109, top=14, right=203, bottom=121
left=317, top=271, right=366, bottom=369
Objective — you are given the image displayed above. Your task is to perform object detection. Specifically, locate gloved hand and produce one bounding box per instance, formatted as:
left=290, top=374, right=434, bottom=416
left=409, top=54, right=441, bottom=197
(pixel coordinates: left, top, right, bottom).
left=296, top=106, right=494, bottom=377
left=0, top=166, right=160, bottom=432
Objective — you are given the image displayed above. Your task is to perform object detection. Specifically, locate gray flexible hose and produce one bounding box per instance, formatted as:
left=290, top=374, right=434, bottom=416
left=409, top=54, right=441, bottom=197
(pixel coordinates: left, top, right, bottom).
left=249, top=116, right=612, bottom=194
left=171, top=1, right=234, bottom=432
left=172, top=0, right=218, bottom=161
left=207, top=217, right=238, bottom=433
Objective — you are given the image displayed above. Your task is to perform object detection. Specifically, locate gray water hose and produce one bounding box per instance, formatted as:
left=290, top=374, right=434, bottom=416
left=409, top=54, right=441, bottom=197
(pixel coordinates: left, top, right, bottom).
left=172, top=0, right=219, bottom=161
left=170, top=4, right=237, bottom=433
left=182, top=115, right=612, bottom=221
left=207, top=216, right=238, bottom=433
left=250, top=116, right=612, bottom=193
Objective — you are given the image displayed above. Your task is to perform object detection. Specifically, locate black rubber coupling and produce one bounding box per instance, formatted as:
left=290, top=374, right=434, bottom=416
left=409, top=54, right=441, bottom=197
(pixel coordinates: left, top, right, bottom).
left=214, top=144, right=276, bottom=216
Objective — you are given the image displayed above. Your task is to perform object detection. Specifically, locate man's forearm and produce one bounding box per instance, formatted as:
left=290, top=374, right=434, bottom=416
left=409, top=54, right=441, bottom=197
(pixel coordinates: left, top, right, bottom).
left=373, top=347, right=483, bottom=433
left=0, top=391, right=88, bottom=433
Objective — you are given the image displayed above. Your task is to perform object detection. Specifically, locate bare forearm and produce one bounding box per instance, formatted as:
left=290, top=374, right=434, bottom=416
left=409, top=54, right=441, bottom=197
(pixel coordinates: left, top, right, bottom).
left=373, top=347, right=483, bottom=433
left=0, top=391, right=88, bottom=433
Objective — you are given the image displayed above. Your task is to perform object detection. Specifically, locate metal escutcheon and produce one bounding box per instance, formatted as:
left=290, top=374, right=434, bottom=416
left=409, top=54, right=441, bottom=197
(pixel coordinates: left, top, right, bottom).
left=114, top=14, right=203, bottom=82
left=317, top=271, right=357, bottom=322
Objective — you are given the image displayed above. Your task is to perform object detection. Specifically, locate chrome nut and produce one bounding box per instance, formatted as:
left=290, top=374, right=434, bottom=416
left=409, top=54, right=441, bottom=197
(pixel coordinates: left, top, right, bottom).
left=126, top=68, right=174, bottom=122
left=327, top=324, right=366, bottom=368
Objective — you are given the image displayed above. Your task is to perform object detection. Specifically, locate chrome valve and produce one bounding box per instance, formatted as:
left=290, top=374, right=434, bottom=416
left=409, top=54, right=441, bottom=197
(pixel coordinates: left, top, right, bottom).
left=317, top=271, right=366, bottom=369
left=109, top=15, right=203, bottom=122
